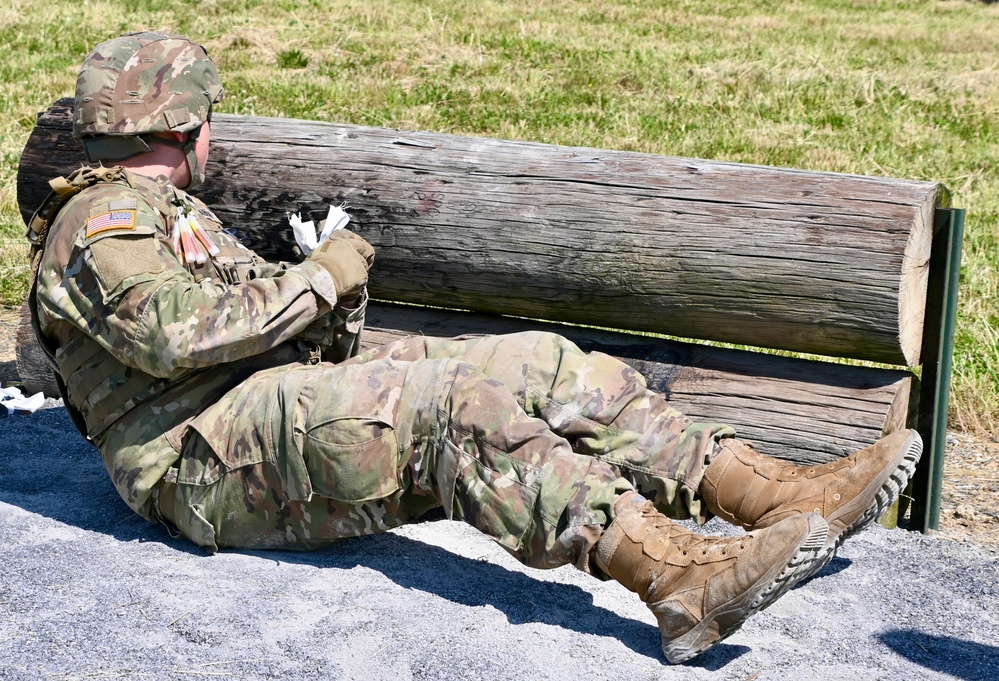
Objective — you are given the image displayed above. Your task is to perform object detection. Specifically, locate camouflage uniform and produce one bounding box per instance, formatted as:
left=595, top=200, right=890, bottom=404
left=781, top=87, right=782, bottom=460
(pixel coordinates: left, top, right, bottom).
left=33, top=31, right=932, bottom=666
left=34, top=170, right=734, bottom=571
left=32, top=32, right=736, bottom=575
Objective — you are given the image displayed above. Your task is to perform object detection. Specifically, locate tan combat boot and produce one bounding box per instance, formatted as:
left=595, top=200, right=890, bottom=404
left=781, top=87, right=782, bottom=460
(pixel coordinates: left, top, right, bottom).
left=699, top=429, right=922, bottom=557
left=594, top=492, right=828, bottom=664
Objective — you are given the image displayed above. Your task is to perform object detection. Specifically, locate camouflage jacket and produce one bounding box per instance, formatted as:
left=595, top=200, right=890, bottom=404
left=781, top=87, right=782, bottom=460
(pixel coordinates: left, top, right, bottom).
left=33, top=167, right=365, bottom=517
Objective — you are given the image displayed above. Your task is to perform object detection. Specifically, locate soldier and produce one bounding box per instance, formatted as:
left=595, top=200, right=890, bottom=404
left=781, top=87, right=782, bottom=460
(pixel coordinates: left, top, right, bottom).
left=27, top=32, right=922, bottom=664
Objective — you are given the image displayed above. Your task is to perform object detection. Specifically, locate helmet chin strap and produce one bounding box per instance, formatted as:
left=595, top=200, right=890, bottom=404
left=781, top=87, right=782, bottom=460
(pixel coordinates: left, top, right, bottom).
left=148, top=124, right=206, bottom=189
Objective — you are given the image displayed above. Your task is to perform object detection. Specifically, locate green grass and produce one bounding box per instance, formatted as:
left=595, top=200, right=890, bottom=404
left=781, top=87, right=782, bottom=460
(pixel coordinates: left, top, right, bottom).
left=1, top=0, right=997, bottom=433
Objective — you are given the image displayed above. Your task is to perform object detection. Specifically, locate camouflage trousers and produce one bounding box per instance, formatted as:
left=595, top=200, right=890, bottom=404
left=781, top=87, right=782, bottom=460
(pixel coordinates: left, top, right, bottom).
left=156, top=331, right=734, bottom=573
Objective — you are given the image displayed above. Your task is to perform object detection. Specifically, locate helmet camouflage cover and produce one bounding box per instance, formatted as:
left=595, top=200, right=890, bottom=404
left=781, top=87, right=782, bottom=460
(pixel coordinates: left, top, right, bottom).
left=74, top=31, right=224, bottom=168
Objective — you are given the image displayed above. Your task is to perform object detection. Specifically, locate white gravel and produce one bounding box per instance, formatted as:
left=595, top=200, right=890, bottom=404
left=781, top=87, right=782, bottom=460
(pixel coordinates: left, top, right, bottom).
left=1, top=406, right=997, bottom=680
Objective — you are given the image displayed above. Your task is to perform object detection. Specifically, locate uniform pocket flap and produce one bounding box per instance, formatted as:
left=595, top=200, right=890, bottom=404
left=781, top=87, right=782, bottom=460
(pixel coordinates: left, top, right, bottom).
left=298, top=416, right=401, bottom=503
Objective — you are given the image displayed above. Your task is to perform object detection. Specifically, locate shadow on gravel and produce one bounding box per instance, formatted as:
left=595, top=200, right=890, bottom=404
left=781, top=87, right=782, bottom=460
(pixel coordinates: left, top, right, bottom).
left=1, top=406, right=754, bottom=667
left=257, top=532, right=753, bottom=667
left=0, top=406, right=195, bottom=549
left=254, top=532, right=685, bottom=662
left=879, top=630, right=999, bottom=681
left=795, top=555, right=853, bottom=586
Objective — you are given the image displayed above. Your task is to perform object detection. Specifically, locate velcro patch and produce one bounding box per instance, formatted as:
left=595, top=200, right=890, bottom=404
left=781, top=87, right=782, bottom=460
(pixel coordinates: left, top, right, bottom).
left=108, top=198, right=138, bottom=211
left=86, top=209, right=136, bottom=238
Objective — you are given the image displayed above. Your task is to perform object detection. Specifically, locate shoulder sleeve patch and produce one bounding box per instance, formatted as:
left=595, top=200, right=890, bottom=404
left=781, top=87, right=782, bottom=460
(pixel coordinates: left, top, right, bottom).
left=86, top=209, right=137, bottom=239
left=88, top=230, right=167, bottom=300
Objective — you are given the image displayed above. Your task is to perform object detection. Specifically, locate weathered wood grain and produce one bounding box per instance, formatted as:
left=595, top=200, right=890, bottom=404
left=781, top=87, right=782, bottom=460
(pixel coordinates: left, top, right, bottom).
left=14, top=301, right=59, bottom=399
left=15, top=100, right=921, bottom=467
left=17, top=99, right=945, bottom=365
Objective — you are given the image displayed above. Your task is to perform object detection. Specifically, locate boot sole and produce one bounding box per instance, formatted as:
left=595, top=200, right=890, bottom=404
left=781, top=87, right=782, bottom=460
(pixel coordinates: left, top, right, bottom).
left=661, top=514, right=829, bottom=664
left=801, top=431, right=923, bottom=581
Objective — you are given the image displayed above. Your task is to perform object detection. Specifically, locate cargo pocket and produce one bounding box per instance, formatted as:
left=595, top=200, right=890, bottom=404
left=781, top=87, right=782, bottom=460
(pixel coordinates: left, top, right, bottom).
left=177, top=366, right=296, bottom=489
left=158, top=425, right=222, bottom=554
left=297, top=416, right=401, bottom=503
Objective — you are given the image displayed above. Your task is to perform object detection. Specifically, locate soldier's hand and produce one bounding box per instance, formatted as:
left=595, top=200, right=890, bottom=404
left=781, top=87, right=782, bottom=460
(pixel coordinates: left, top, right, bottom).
left=306, top=231, right=375, bottom=300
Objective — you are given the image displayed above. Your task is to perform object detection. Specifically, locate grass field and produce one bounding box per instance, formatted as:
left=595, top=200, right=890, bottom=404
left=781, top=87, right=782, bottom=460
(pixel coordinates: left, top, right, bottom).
left=1, top=0, right=996, bottom=433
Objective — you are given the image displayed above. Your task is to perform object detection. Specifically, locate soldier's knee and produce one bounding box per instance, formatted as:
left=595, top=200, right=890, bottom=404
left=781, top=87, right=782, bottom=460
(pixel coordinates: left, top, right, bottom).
left=401, top=357, right=491, bottom=407
left=434, top=357, right=492, bottom=394
left=533, top=330, right=580, bottom=353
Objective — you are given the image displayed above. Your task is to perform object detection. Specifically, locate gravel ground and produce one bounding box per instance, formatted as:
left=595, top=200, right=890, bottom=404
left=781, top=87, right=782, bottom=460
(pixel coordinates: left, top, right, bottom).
left=1, top=309, right=998, bottom=680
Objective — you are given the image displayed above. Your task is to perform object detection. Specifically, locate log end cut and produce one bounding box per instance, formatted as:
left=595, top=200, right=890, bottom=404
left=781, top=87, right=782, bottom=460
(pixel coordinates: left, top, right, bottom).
left=898, top=185, right=947, bottom=366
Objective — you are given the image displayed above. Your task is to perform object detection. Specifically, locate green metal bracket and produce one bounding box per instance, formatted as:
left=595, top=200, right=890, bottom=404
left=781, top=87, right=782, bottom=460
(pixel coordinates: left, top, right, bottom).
left=908, top=207, right=965, bottom=532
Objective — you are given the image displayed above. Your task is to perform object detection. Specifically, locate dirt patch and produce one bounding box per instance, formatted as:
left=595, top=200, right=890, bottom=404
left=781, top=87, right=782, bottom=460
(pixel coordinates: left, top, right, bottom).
left=0, top=306, right=20, bottom=386
left=937, top=431, right=999, bottom=556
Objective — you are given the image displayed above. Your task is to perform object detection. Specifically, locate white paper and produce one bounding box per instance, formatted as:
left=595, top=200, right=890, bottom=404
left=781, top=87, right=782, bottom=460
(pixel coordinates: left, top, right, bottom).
left=291, top=206, right=352, bottom=255
left=318, top=204, right=350, bottom=243
left=1, top=386, right=45, bottom=414
left=289, top=212, right=318, bottom=255
left=0, top=385, right=23, bottom=401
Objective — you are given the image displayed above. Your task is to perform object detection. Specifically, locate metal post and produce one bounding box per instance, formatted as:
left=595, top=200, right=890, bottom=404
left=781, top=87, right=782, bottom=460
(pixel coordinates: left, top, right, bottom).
left=908, top=207, right=964, bottom=532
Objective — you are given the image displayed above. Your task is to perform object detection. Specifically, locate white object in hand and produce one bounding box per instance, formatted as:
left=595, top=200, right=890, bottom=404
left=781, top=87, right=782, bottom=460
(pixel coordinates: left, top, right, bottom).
left=291, top=205, right=351, bottom=256
left=318, top=204, right=351, bottom=243
left=289, top=212, right=319, bottom=256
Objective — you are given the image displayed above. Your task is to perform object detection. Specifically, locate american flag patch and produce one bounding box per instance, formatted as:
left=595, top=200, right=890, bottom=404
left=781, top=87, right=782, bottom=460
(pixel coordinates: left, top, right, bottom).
left=86, top=209, right=136, bottom=238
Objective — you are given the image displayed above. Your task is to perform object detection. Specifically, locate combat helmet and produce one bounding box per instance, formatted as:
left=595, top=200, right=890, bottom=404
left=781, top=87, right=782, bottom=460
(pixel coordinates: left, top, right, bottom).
left=73, top=31, right=224, bottom=188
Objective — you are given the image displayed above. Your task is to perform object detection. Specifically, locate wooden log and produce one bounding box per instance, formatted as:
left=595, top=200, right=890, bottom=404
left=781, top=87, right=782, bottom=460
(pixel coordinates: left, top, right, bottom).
left=17, top=99, right=945, bottom=365
left=13, top=298, right=912, bottom=463
left=14, top=300, right=60, bottom=398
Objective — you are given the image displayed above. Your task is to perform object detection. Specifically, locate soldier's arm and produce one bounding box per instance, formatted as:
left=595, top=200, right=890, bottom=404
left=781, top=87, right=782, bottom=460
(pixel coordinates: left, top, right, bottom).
left=248, top=239, right=370, bottom=359
left=55, top=189, right=341, bottom=377
left=117, top=259, right=340, bottom=376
